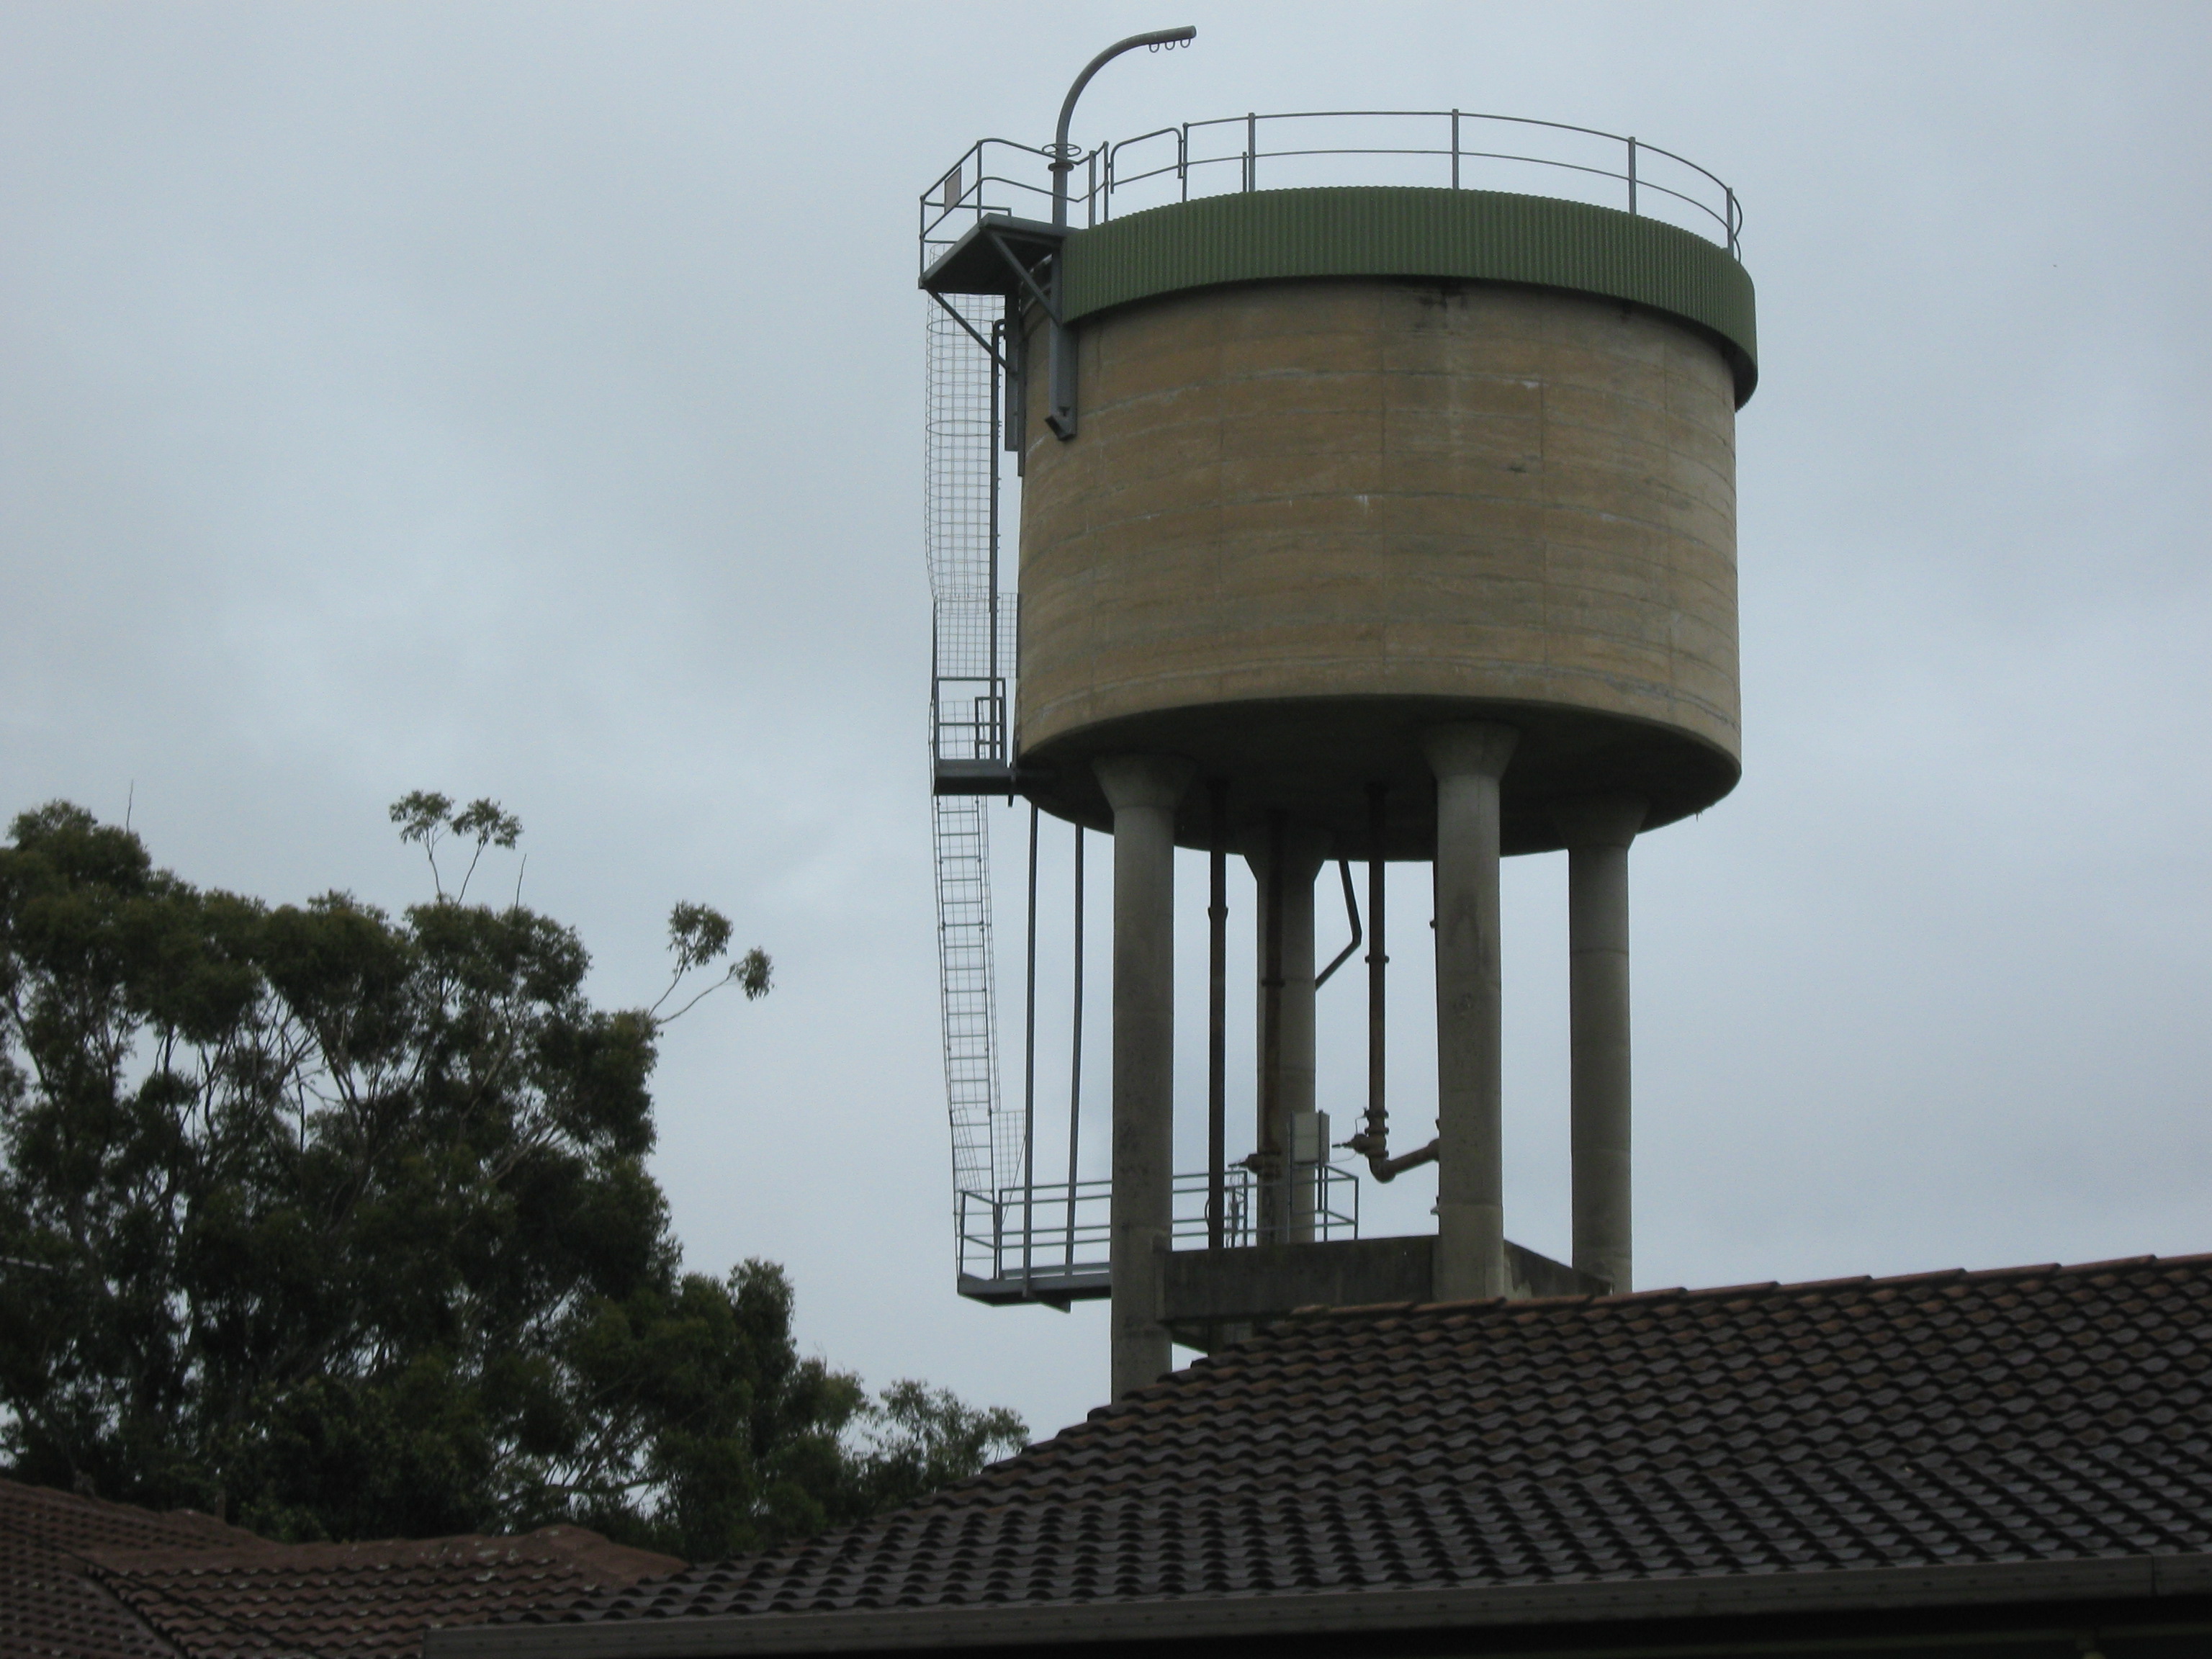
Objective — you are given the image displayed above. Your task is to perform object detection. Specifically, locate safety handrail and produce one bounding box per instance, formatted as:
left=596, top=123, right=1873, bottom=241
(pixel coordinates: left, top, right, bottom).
left=956, top=1165, right=1359, bottom=1287
left=922, top=109, right=1742, bottom=276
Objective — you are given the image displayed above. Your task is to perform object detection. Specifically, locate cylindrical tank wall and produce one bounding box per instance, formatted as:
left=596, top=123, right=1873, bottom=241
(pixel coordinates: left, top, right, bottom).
left=1015, top=278, right=1740, bottom=856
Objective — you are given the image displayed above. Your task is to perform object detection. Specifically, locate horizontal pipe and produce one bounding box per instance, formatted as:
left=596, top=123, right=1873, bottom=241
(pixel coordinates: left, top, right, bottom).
left=1343, top=1132, right=1437, bottom=1184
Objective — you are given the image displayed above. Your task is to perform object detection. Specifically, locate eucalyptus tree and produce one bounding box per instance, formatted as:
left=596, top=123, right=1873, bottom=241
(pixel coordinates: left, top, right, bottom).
left=0, top=798, right=1019, bottom=1557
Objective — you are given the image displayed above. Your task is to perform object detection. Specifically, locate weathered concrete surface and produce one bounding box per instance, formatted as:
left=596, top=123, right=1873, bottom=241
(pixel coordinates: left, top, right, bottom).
left=1556, top=795, right=1647, bottom=1295
left=1016, top=279, right=1740, bottom=855
left=1094, top=755, right=1193, bottom=1398
left=1164, top=1236, right=1436, bottom=1336
left=1506, top=1238, right=1609, bottom=1302
left=1161, top=1236, right=1609, bottom=1350
left=1427, top=724, right=1517, bottom=1303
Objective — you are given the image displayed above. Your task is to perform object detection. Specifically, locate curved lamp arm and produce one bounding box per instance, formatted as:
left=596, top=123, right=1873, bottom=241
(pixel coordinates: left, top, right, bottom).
left=1050, top=26, right=1195, bottom=228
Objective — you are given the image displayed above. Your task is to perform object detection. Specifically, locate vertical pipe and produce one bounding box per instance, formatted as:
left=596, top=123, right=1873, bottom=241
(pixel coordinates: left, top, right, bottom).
left=1002, top=295, right=1023, bottom=456
left=1179, top=125, right=1190, bottom=202
left=1556, top=797, right=1645, bottom=1294
left=1093, top=755, right=1192, bottom=1398
left=1423, top=724, right=1519, bottom=1303
left=1245, top=112, right=1256, bottom=191
left=1450, top=109, right=1460, bottom=190
left=1284, top=849, right=1319, bottom=1244
left=1366, top=783, right=1387, bottom=1160
left=1208, top=779, right=1228, bottom=1249
left=1065, top=824, right=1085, bottom=1269
left=1022, top=803, right=1039, bottom=1290
left=1627, top=136, right=1639, bottom=217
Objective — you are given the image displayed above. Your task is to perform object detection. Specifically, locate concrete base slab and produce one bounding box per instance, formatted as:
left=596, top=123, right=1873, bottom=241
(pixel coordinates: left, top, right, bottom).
left=1162, top=1235, right=1609, bottom=1352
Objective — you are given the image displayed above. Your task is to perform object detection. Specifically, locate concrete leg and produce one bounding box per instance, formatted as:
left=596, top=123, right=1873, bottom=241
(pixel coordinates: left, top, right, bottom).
left=1094, top=755, right=1193, bottom=1398
left=1423, top=724, right=1519, bottom=1303
left=1554, top=796, right=1646, bottom=1295
left=1245, top=823, right=1328, bottom=1244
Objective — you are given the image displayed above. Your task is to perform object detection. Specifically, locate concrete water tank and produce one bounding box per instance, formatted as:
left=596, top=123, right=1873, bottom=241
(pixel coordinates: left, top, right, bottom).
left=1014, top=186, right=1758, bottom=857
left=922, top=148, right=1763, bottom=1398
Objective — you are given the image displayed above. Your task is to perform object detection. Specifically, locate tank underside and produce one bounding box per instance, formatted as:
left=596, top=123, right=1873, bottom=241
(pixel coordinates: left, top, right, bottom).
left=1016, top=694, right=1738, bottom=858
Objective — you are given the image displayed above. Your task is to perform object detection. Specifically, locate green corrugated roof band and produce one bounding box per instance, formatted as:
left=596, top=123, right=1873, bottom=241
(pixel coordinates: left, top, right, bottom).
left=1059, top=185, right=1758, bottom=407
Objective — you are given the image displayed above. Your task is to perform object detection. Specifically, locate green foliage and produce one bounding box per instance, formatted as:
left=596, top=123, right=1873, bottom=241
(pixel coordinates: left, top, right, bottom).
left=851, top=1381, right=1030, bottom=1517
left=655, top=904, right=771, bottom=1022
left=387, top=791, right=524, bottom=904
left=0, top=801, right=1023, bottom=1560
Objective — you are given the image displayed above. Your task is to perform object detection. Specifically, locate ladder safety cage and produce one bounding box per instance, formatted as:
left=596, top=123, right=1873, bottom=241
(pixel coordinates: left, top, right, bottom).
left=925, top=292, right=1021, bottom=1207
left=922, top=156, right=1068, bottom=1255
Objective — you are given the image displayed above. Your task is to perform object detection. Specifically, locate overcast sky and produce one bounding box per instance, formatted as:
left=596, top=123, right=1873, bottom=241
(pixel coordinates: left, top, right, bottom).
left=4, top=1, right=2208, bottom=1449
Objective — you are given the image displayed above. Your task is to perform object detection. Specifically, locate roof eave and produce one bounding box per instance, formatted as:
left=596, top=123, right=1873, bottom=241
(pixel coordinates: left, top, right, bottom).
left=423, top=1552, right=2212, bottom=1658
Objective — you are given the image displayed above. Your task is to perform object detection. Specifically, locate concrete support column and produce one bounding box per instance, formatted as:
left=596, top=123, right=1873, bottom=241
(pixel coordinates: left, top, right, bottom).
left=1423, top=724, right=1519, bottom=1303
left=1244, top=823, right=1328, bottom=1243
left=1094, top=755, right=1194, bottom=1398
left=1554, top=796, right=1647, bottom=1295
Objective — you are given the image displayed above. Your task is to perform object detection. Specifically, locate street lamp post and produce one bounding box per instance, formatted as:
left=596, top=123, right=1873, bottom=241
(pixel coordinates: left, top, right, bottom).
left=1045, top=27, right=1195, bottom=439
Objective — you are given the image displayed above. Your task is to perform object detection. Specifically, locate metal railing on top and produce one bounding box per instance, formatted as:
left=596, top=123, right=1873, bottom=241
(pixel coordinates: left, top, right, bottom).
left=921, top=109, right=1741, bottom=275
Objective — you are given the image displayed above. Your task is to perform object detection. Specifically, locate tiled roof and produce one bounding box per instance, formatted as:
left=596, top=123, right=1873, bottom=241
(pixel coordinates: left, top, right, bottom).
left=0, top=1477, right=260, bottom=1659
left=0, top=1477, right=681, bottom=1658
left=0, top=1529, right=182, bottom=1659
left=541, top=1254, right=2212, bottom=1627
left=89, top=1530, right=686, bottom=1658
left=0, top=1475, right=257, bottom=1557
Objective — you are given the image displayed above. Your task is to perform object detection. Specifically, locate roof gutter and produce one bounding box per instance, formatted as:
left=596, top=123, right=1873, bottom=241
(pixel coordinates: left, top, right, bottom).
left=424, top=1552, right=2212, bottom=1658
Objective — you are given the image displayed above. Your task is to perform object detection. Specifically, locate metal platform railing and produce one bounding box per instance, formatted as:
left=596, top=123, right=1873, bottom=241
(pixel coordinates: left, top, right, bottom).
left=931, top=593, right=1016, bottom=770
left=921, top=107, right=1741, bottom=274
left=956, top=1164, right=1360, bottom=1303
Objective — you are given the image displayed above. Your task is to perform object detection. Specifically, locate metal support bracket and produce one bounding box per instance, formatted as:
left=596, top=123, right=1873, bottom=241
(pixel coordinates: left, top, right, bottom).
left=984, top=231, right=1060, bottom=325
left=933, top=759, right=1021, bottom=796
left=973, top=227, right=1071, bottom=444
left=1043, top=316, right=1079, bottom=442
left=976, top=227, right=1074, bottom=444
left=917, top=215, right=1066, bottom=454
left=1046, top=293, right=1077, bottom=441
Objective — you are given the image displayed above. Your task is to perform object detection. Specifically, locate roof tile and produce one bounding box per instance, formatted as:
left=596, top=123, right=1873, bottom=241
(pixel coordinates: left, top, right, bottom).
left=0, top=1478, right=680, bottom=1657
left=534, top=1253, right=2212, bottom=1627
left=91, top=1529, right=685, bottom=1657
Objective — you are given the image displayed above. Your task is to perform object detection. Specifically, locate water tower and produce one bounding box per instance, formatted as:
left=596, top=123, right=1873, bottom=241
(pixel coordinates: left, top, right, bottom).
left=920, top=33, right=1757, bottom=1398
